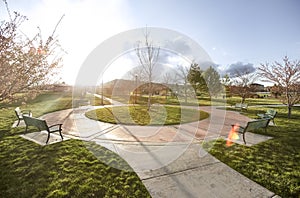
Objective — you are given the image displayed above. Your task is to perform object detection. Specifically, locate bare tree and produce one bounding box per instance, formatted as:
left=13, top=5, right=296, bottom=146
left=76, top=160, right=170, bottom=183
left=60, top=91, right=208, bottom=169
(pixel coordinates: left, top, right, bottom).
left=135, top=28, right=160, bottom=111
left=162, top=73, right=172, bottom=100
left=176, top=65, right=190, bottom=103
left=259, top=56, right=300, bottom=118
left=0, top=1, right=64, bottom=103
left=229, top=66, right=257, bottom=103
left=128, top=67, right=144, bottom=104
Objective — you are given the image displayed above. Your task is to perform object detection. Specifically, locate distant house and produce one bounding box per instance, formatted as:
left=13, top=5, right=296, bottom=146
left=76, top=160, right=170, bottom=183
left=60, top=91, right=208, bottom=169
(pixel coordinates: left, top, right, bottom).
left=250, top=83, right=265, bottom=92
left=137, top=83, right=171, bottom=96
left=44, top=84, right=72, bottom=92
left=250, top=83, right=272, bottom=98
left=101, top=79, right=172, bottom=96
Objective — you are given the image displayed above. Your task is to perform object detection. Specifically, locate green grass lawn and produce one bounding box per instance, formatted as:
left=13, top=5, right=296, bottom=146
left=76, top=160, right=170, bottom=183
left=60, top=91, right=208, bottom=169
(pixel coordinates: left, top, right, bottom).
left=86, top=94, right=111, bottom=106
left=130, top=95, right=200, bottom=106
left=92, top=97, right=111, bottom=106
left=103, top=94, right=282, bottom=107
left=2, top=91, right=298, bottom=197
left=203, top=106, right=300, bottom=197
left=199, top=96, right=282, bottom=106
left=0, top=92, right=150, bottom=197
left=85, top=105, right=209, bottom=125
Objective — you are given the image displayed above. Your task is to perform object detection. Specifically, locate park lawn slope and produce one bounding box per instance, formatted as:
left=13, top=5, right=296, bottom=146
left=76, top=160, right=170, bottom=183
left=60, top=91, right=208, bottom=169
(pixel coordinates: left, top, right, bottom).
left=0, top=92, right=150, bottom=197
left=204, top=106, right=300, bottom=197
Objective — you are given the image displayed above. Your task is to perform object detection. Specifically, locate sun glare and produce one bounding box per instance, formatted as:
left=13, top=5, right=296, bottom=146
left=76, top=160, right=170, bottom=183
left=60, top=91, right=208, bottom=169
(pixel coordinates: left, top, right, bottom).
left=226, top=124, right=240, bottom=147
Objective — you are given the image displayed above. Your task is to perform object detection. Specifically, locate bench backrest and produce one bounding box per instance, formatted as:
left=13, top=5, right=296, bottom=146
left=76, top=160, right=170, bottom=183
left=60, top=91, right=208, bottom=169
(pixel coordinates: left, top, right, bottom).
left=245, top=119, right=270, bottom=132
left=23, top=116, right=49, bottom=131
left=266, top=109, right=277, bottom=117
left=235, top=103, right=242, bottom=108
left=235, top=103, right=248, bottom=108
left=242, top=103, right=248, bottom=108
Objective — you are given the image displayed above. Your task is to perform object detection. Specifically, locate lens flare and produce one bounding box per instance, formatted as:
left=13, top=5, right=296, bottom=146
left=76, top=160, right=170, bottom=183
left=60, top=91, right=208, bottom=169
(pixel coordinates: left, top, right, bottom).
left=226, top=124, right=240, bottom=147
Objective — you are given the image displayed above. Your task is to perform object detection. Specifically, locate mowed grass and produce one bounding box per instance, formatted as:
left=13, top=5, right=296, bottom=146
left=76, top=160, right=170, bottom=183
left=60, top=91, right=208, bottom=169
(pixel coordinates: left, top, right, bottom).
left=0, top=92, right=150, bottom=197
left=85, top=105, right=209, bottom=125
left=203, top=106, right=300, bottom=197
left=199, top=96, right=281, bottom=106
left=105, top=94, right=281, bottom=107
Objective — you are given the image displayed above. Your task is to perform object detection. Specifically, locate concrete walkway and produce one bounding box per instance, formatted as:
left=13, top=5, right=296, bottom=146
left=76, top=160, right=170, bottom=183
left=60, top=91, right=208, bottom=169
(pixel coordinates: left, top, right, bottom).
left=18, top=105, right=278, bottom=197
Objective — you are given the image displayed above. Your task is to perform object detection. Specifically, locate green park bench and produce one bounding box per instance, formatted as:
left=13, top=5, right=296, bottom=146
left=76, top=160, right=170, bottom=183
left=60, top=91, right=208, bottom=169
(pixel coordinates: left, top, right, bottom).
left=23, top=115, right=63, bottom=144
left=234, top=103, right=248, bottom=111
left=231, top=118, right=271, bottom=144
left=15, top=107, right=32, bottom=126
left=257, top=109, right=277, bottom=125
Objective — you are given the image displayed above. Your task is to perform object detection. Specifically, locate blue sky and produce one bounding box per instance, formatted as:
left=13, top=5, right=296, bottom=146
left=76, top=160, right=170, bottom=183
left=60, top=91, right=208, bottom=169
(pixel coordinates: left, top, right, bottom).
left=129, top=0, right=300, bottom=63
left=1, top=0, right=300, bottom=84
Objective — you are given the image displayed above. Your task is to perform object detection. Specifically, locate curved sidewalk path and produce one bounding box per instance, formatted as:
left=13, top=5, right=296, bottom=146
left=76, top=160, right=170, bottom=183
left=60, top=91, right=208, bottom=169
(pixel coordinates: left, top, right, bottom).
left=23, top=105, right=277, bottom=198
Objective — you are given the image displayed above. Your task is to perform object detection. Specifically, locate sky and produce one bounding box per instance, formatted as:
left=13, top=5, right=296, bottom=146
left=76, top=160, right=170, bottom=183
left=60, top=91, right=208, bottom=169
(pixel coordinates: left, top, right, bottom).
left=1, top=0, right=300, bottom=85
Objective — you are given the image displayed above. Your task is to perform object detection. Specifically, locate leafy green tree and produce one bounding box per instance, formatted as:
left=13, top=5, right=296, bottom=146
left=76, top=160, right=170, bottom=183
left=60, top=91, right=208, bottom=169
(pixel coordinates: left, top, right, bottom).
left=176, top=65, right=190, bottom=103
left=202, top=66, right=223, bottom=98
left=221, top=74, right=231, bottom=86
left=187, top=62, right=206, bottom=94
left=221, top=73, right=232, bottom=98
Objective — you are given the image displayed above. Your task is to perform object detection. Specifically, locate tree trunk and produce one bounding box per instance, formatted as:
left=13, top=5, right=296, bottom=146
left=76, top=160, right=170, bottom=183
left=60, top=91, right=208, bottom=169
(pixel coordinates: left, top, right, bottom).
left=241, top=96, right=246, bottom=104
left=147, top=82, right=152, bottom=111
left=165, top=88, right=168, bottom=100
left=184, top=88, right=187, bottom=103
left=288, top=105, right=292, bottom=119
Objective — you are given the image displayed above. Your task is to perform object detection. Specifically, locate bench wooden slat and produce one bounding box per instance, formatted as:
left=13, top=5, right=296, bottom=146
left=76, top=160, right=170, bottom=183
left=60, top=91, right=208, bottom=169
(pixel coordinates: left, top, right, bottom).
left=234, top=103, right=248, bottom=111
left=232, top=118, right=270, bottom=144
left=257, top=109, right=277, bottom=125
left=23, top=115, right=63, bottom=144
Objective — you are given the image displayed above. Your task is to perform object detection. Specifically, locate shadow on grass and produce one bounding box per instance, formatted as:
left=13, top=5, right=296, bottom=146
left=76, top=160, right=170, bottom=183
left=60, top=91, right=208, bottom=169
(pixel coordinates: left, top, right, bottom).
left=0, top=92, right=150, bottom=197
left=204, top=106, right=300, bottom=197
left=0, top=137, right=150, bottom=197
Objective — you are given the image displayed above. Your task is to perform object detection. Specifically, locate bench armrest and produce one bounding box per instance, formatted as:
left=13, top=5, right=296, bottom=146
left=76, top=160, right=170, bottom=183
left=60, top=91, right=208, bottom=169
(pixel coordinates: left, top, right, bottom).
left=21, top=110, right=32, bottom=115
left=48, top=124, right=63, bottom=131
left=231, top=124, right=245, bottom=130
left=49, top=123, right=63, bottom=127
left=231, top=124, right=245, bottom=133
left=231, top=124, right=244, bottom=128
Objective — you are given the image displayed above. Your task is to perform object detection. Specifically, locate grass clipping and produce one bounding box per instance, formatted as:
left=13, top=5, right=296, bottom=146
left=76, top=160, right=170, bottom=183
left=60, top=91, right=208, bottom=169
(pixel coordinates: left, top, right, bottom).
left=85, top=105, right=209, bottom=125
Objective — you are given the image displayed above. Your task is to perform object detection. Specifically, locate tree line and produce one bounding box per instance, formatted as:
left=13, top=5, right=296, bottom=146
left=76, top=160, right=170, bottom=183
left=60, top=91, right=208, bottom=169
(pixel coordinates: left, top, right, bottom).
left=134, top=28, right=299, bottom=118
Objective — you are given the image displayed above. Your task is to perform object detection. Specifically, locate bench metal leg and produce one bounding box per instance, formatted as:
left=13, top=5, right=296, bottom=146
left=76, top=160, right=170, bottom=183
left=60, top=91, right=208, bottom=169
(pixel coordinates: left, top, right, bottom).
left=16, top=119, right=20, bottom=127
left=242, top=133, right=246, bottom=144
left=59, top=131, right=63, bottom=141
left=46, top=131, right=63, bottom=144
left=46, top=133, right=51, bottom=144
left=24, top=125, right=28, bottom=134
